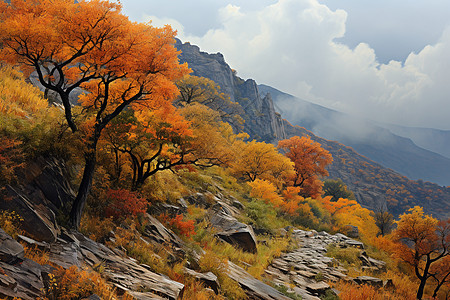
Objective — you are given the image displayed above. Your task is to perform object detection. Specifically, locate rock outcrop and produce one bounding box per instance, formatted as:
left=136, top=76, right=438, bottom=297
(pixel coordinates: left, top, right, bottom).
left=209, top=202, right=257, bottom=253
left=176, top=39, right=287, bottom=143
left=0, top=157, right=75, bottom=243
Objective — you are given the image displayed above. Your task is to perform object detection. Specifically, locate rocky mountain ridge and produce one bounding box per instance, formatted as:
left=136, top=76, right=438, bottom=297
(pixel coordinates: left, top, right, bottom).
left=175, top=39, right=450, bottom=219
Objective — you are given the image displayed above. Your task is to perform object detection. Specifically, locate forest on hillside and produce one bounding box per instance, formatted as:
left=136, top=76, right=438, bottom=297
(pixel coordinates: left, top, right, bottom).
left=0, top=0, right=449, bottom=299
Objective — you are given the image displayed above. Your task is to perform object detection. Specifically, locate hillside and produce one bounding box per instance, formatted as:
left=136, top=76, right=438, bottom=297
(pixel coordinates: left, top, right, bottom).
left=259, top=84, right=450, bottom=186
left=1, top=2, right=450, bottom=299
left=176, top=39, right=450, bottom=219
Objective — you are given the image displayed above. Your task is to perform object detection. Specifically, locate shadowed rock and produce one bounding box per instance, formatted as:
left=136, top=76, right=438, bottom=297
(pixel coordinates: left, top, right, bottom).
left=209, top=202, right=257, bottom=253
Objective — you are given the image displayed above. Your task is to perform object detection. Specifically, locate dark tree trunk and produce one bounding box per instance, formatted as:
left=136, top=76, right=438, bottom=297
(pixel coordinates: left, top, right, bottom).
left=69, top=152, right=96, bottom=230
left=416, top=259, right=431, bottom=300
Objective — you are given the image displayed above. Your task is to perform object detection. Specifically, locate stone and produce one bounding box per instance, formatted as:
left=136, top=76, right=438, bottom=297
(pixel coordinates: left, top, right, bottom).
left=344, top=239, right=364, bottom=249
left=148, top=202, right=185, bottom=217
left=142, top=214, right=186, bottom=257
left=354, top=276, right=383, bottom=288
left=209, top=202, right=257, bottom=253
left=306, top=281, right=331, bottom=296
left=2, top=186, right=59, bottom=243
left=185, top=192, right=213, bottom=208
left=226, top=262, right=291, bottom=300
left=0, top=229, right=25, bottom=264
left=183, top=268, right=220, bottom=294
left=17, top=235, right=49, bottom=251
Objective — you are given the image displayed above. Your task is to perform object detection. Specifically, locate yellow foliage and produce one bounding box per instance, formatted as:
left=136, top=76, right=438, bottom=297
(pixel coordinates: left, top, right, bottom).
left=43, top=266, right=118, bottom=300
left=248, top=179, right=284, bottom=208
left=0, top=65, right=47, bottom=118
left=0, top=210, right=23, bottom=238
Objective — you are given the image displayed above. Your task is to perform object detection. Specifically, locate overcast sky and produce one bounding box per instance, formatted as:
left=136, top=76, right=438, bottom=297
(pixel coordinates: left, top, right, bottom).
left=120, top=0, right=450, bottom=130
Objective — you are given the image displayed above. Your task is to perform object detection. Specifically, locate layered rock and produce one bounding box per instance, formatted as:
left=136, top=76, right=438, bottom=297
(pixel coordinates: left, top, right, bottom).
left=176, top=39, right=286, bottom=142
left=0, top=157, right=75, bottom=242
left=265, top=229, right=387, bottom=299
left=209, top=202, right=257, bottom=253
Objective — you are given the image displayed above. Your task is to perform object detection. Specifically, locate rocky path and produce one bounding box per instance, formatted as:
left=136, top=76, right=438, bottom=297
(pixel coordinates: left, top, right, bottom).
left=264, top=229, right=386, bottom=299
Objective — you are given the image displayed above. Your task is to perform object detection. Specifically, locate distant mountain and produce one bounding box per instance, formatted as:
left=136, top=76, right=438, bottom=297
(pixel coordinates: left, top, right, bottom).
left=381, top=124, right=450, bottom=159
left=175, top=39, right=450, bottom=219
left=259, top=84, right=450, bottom=186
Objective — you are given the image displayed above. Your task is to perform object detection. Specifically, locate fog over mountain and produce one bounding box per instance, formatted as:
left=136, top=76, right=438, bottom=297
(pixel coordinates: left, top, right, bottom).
left=259, top=84, right=450, bottom=186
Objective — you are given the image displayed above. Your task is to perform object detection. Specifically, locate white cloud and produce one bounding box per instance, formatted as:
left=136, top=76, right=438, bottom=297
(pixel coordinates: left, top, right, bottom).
left=143, top=15, right=186, bottom=37
left=179, top=0, right=450, bottom=129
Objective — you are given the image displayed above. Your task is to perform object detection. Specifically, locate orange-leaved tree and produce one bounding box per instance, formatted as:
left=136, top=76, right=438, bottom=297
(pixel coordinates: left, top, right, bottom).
left=0, top=0, right=189, bottom=229
left=105, top=105, right=193, bottom=190
left=391, top=206, right=449, bottom=299
left=278, top=136, right=332, bottom=198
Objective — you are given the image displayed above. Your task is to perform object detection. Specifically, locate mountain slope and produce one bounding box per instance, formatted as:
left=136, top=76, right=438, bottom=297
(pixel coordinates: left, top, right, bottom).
left=259, top=84, right=450, bottom=186
left=175, top=39, right=450, bottom=219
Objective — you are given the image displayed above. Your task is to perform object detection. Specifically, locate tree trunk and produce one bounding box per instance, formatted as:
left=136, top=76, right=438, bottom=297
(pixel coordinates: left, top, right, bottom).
left=416, top=259, right=431, bottom=300
left=416, top=278, right=427, bottom=300
left=69, top=152, right=96, bottom=230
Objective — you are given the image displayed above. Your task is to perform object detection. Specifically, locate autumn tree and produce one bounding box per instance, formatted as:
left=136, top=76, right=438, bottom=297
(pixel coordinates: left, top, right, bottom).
left=105, top=103, right=242, bottom=190
left=278, top=136, right=332, bottom=198
left=175, top=75, right=243, bottom=126
left=0, top=0, right=189, bottom=229
left=323, top=179, right=355, bottom=202
left=232, top=140, right=295, bottom=186
left=392, top=207, right=450, bottom=299
left=374, top=207, right=395, bottom=236
left=104, top=105, right=192, bottom=190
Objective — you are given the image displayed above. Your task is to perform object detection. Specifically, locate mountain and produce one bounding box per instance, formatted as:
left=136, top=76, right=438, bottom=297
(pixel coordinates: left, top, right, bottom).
left=381, top=124, right=450, bottom=159
left=175, top=39, right=450, bottom=219
left=259, top=84, right=450, bottom=187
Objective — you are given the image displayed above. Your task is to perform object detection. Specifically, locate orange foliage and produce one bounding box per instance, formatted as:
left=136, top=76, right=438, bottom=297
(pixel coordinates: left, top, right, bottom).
left=159, top=214, right=195, bottom=238
left=280, top=186, right=305, bottom=215
left=0, top=0, right=189, bottom=228
left=248, top=179, right=284, bottom=208
left=336, top=281, right=415, bottom=300
left=44, top=266, right=116, bottom=300
left=278, top=136, right=332, bottom=198
left=105, top=189, right=148, bottom=221
left=391, top=206, right=450, bottom=299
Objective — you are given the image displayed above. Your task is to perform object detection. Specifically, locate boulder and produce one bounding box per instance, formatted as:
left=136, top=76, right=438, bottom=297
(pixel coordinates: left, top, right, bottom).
left=354, top=276, right=383, bottom=288
left=2, top=186, right=59, bottom=243
left=209, top=202, right=257, bottom=253
left=306, top=281, right=332, bottom=297
left=141, top=214, right=186, bottom=257
left=226, top=262, right=291, bottom=300
left=185, top=192, right=215, bottom=208
left=183, top=267, right=220, bottom=294
left=0, top=229, right=47, bottom=299
left=0, top=228, right=24, bottom=264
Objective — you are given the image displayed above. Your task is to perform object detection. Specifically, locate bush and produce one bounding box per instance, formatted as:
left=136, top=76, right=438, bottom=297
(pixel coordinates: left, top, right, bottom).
left=159, top=214, right=196, bottom=238
left=105, top=189, right=148, bottom=221
left=44, top=266, right=120, bottom=300
left=326, top=244, right=361, bottom=268
left=0, top=210, right=23, bottom=238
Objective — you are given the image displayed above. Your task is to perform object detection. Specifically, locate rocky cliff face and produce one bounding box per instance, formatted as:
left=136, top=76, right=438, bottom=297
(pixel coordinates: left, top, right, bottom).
left=176, top=39, right=286, bottom=143
left=175, top=40, right=450, bottom=220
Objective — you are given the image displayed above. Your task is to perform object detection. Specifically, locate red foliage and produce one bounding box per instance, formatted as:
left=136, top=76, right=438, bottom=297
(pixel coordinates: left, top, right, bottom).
left=159, top=214, right=195, bottom=238
left=105, top=189, right=148, bottom=220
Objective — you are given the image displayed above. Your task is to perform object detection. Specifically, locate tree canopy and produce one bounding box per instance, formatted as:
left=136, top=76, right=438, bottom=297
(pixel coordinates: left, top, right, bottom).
left=0, top=0, right=189, bottom=228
